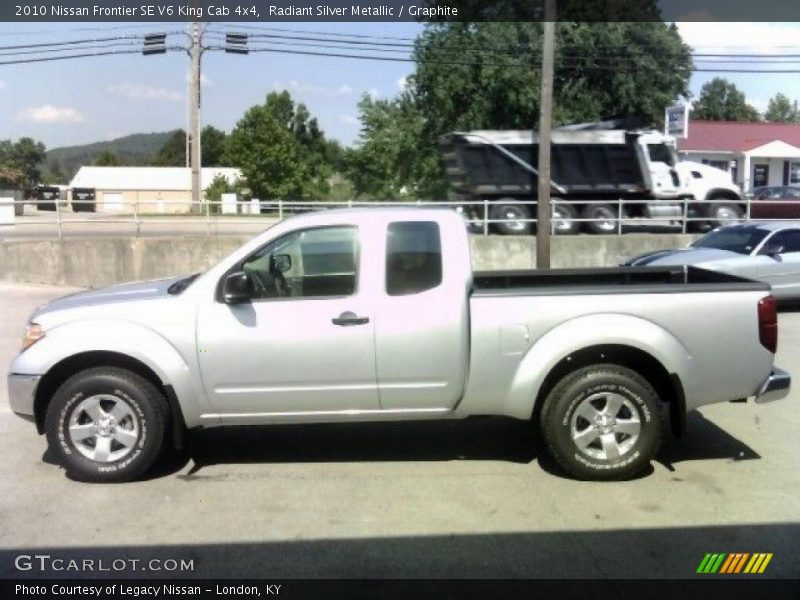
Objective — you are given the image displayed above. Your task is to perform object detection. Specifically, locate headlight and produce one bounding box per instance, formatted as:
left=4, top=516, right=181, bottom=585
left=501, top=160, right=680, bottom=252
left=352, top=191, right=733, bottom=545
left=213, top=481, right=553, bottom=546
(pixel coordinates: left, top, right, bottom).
left=22, top=323, right=45, bottom=350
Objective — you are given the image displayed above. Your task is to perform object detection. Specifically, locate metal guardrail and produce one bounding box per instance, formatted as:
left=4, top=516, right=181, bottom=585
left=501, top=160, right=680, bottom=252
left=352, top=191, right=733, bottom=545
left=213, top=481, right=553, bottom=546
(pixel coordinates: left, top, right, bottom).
left=1, top=196, right=799, bottom=239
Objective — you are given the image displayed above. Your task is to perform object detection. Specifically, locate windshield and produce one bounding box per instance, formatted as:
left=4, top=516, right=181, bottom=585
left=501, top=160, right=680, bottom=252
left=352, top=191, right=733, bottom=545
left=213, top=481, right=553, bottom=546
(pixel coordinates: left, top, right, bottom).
left=647, top=143, right=677, bottom=167
left=691, top=227, right=769, bottom=255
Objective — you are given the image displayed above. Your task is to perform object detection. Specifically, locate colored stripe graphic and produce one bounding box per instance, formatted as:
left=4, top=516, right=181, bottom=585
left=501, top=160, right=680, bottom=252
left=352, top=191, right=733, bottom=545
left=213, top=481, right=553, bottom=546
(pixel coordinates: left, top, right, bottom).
left=697, top=553, right=727, bottom=573
left=699, top=553, right=774, bottom=574
left=719, top=554, right=736, bottom=573
left=720, top=553, right=750, bottom=573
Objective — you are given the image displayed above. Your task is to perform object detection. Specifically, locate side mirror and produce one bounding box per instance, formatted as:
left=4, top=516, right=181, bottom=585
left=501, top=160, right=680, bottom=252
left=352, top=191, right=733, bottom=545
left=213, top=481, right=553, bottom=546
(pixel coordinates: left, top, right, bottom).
left=761, top=244, right=785, bottom=258
left=222, top=271, right=251, bottom=304
left=270, top=254, right=292, bottom=273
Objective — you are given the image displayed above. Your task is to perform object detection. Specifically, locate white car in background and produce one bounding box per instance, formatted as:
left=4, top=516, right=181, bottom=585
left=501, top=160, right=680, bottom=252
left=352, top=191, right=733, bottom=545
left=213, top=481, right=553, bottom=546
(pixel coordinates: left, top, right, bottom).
left=623, top=222, right=800, bottom=302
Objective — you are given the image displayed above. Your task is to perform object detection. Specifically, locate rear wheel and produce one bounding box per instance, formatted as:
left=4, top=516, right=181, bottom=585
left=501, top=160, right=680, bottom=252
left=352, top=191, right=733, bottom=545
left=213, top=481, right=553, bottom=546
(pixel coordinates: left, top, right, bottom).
left=540, top=364, right=666, bottom=481
left=552, top=203, right=579, bottom=235
left=581, top=204, right=619, bottom=234
left=45, top=367, right=168, bottom=483
left=489, top=201, right=533, bottom=235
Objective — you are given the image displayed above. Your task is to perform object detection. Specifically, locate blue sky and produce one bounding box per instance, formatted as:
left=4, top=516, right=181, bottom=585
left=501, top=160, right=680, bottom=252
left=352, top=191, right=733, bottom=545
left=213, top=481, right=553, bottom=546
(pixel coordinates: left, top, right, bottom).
left=0, top=21, right=421, bottom=149
left=2, top=22, right=800, bottom=151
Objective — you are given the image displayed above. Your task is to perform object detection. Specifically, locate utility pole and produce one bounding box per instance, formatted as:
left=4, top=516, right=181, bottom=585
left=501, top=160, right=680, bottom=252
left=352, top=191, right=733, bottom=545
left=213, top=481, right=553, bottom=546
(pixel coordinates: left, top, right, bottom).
left=189, top=21, right=202, bottom=206
left=536, top=0, right=556, bottom=269
left=185, top=61, right=191, bottom=168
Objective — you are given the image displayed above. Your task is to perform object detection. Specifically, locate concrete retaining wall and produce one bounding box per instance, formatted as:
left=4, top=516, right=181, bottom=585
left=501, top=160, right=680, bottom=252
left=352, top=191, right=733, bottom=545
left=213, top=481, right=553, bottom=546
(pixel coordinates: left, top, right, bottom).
left=0, top=234, right=698, bottom=288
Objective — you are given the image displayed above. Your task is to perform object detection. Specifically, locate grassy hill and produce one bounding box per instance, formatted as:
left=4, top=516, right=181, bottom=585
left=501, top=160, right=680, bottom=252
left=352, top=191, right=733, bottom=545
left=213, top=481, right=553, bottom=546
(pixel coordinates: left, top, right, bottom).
left=43, top=131, right=175, bottom=183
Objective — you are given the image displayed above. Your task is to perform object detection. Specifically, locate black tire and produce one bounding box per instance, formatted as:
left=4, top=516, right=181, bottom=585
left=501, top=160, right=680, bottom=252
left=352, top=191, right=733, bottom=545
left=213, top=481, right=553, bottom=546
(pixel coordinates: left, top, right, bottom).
left=45, top=367, right=168, bottom=483
left=552, top=203, right=580, bottom=235
left=539, top=364, right=666, bottom=481
left=489, top=201, right=533, bottom=235
left=707, top=202, right=743, bottom=228
left=581, top=204, right=619, bottom=234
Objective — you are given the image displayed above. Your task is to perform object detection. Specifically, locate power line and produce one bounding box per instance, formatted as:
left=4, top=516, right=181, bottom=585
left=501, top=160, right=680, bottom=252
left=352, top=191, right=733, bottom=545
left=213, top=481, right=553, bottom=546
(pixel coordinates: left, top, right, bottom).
left=0, top=35, right=147, bottom=52
left=212, top=44, right=800, bottom=74
left=0, top=41, right=142, bottom=58
left=0, top=47, right=183, bottom=67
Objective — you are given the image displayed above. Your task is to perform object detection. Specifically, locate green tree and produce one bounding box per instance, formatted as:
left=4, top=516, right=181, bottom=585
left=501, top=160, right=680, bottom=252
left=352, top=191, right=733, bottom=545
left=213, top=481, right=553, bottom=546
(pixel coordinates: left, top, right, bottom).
left=94, top=150, right=120, bottom=166
left=692, top=78, right=760, bottom=121
left=350, top=20, right=692, bottom=198
left=0, top=137, right=46, bottom=195
left=204, top=173, right=240, bottom=213
left=44, top=159, right=67, bottom=185
left=154, top=129, right=185, bottom=166
left=346, top=93, right=430, bottom=199
left=201, top=126, right=227, bottom=166
left=154, top=126, right=228, bottom=166
left=764, top=93, right=798, bottom=123
left=225, top=91, right=332, bottom=199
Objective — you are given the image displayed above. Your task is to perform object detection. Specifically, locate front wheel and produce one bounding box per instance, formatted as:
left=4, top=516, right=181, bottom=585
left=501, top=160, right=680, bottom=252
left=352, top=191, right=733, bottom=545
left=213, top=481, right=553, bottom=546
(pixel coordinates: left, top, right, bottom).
left=708, top=202, right=743, bottom=228
left=45, top=367, right=168, bottom=483
left=540, top=364, right=666, bottom=481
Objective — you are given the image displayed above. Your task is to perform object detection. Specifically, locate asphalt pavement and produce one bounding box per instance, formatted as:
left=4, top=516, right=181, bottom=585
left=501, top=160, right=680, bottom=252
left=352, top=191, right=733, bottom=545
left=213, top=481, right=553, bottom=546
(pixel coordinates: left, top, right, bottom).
left=0, top=283, right=798, bottom=579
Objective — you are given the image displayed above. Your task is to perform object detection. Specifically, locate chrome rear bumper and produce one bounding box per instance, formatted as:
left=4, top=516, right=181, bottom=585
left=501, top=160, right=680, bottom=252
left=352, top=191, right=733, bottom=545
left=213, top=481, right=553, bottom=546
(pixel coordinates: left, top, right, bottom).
left=755, top=368, right=791, bottom=404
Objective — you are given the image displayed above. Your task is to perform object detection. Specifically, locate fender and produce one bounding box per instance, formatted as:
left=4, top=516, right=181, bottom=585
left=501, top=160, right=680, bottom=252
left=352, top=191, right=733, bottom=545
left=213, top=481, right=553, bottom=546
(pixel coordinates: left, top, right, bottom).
left=500, top=313, right=694, bottom=420
left=704, top=187, right=743, bottom=201
left=13, top=319, right=212, bottom=428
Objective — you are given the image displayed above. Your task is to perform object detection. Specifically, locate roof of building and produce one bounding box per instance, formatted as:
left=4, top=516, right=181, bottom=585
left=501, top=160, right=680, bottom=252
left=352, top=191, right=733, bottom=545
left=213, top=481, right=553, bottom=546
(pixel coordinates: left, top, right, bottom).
left=678, top=120, right=800, bottom=153
left=69, top=167, right=242, bottom=191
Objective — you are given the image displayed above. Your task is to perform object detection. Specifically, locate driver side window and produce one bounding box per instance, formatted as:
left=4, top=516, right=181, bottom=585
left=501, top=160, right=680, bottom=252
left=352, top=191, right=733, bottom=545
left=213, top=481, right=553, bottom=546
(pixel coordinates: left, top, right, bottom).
left=763, top=230, right=800, bottom=254
left=241, top=226, right=358, bottom=300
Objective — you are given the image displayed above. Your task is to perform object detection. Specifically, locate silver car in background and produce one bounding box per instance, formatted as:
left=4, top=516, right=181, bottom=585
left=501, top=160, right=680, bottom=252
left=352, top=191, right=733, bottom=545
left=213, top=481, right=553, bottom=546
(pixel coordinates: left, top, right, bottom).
left=623, top=222, right=800, bottom=302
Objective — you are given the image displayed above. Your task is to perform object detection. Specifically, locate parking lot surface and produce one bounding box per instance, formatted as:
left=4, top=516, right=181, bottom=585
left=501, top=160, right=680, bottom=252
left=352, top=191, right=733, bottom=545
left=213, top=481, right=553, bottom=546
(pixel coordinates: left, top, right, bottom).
left=1, top=283, right=798, bottom=578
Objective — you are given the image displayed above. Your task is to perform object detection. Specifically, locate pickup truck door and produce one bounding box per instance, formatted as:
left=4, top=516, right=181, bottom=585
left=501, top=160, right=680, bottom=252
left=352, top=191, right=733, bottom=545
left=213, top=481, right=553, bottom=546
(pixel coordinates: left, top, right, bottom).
left=196, top=225, right=380, bottom=417
left=372, top=220, right=469, bottom=411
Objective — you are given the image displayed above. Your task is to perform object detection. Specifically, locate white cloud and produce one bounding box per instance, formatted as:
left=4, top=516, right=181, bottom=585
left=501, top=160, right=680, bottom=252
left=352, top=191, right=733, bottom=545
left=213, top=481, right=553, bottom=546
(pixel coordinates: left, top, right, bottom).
left=107, top=82, right=182, bottom=101
left=273, top=80, right=355, bottom=97
left=367, top=88, right=380, bottom=98
left=339, top=115, right=359, bottom=125
left=397, top=76, right=408, bottom=90
left=750, top=97, right=769, bottom=114
left=17, top=105, right=84, bottom=123
left=0, top=80, right=6, bottom=90
left=677, top=22, right=800, bottom=54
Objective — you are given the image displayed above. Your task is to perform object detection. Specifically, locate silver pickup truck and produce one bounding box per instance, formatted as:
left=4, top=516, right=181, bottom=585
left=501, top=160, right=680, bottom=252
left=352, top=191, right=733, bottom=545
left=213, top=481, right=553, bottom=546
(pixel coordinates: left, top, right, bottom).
left=7, top=209, right=791, bottom=482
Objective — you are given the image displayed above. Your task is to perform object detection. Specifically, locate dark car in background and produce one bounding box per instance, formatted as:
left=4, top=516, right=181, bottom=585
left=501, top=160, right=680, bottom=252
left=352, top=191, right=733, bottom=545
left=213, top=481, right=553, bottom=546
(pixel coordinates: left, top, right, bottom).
left=750, top=186, right=800, bottom=220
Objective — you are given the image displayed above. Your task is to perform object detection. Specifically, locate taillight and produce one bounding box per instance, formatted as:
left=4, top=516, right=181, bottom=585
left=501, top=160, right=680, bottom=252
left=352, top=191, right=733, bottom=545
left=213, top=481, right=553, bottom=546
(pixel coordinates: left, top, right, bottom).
left=758, top=295, right=778, bottom=354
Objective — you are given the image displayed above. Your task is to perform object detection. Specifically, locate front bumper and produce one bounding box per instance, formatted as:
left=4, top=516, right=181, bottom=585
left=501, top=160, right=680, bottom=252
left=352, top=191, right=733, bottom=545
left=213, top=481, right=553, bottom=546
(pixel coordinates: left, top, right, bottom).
left=7, top=373, right=40, bottom=419
left=755, top=368, right=791, bottom=404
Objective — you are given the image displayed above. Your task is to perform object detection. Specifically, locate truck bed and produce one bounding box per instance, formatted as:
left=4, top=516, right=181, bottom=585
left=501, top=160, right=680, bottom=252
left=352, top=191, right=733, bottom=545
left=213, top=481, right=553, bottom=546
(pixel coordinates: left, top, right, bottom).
left=472, top=266, right=769, bottom=296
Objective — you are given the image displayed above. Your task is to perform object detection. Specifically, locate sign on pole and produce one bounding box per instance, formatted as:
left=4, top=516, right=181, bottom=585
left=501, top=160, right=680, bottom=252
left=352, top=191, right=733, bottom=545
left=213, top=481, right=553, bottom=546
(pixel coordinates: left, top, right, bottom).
left=665, top=104, right=690, bottom=139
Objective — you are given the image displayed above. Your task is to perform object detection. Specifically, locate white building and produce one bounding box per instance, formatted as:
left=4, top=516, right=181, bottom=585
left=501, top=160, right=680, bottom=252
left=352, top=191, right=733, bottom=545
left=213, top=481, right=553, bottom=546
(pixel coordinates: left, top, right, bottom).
left=678, top=120, right=800, bottom=193
left=69, top=166, right=242, bottom=213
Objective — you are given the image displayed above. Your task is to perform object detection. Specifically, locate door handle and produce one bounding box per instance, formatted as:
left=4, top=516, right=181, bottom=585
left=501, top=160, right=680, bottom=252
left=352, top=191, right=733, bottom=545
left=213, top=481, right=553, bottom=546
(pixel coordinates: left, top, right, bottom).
left=332, top=311, right=370, bottom=326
